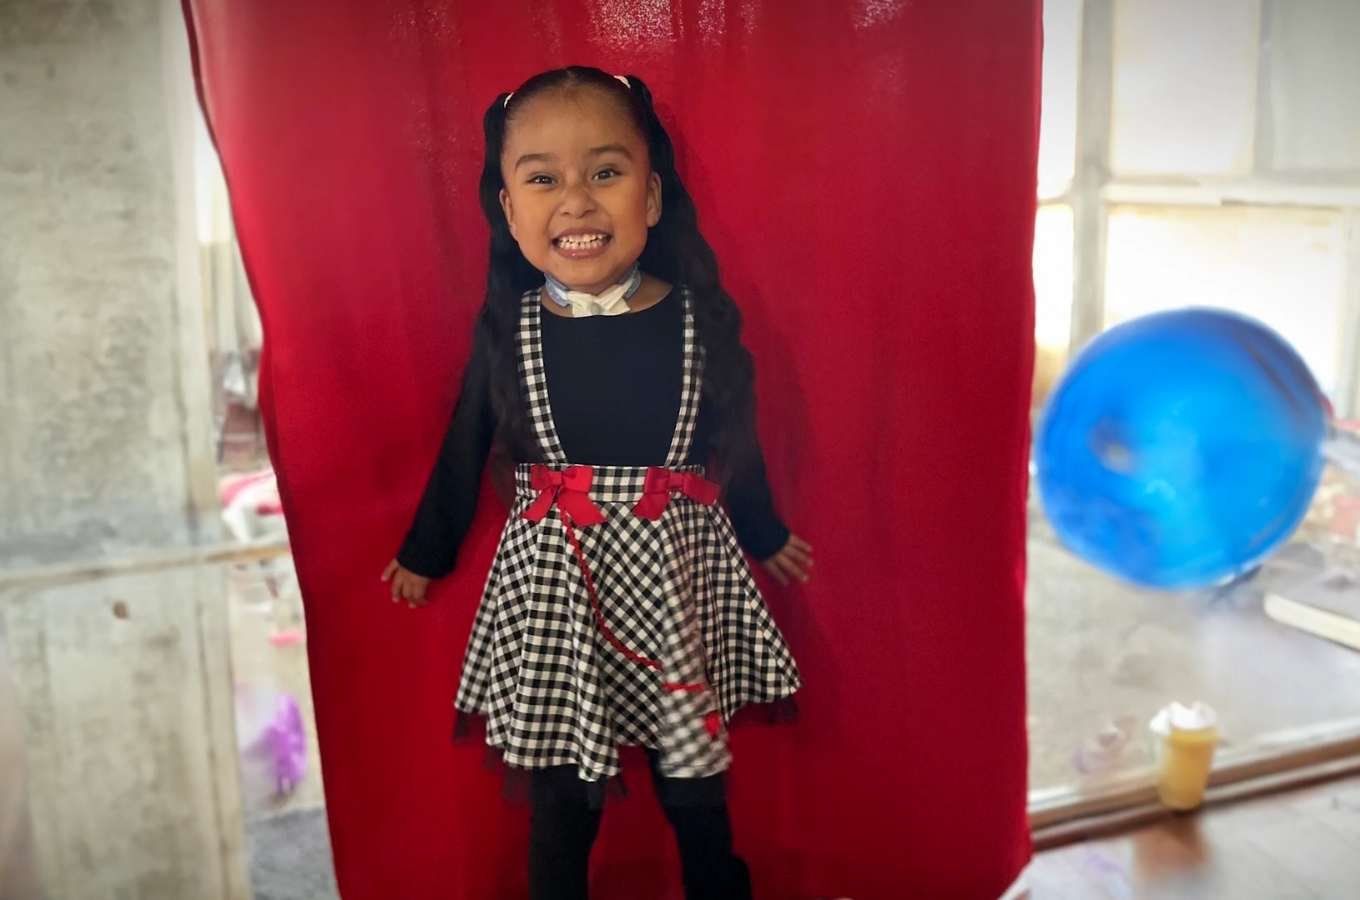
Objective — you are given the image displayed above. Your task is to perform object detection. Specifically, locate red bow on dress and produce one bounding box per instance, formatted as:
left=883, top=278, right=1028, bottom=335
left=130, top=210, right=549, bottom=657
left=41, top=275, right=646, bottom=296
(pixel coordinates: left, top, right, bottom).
left=632, top=467, right=720, bottom=520
left=522, top=465, right=606, bottom=526
left=521, top=463, right=713, bottom=697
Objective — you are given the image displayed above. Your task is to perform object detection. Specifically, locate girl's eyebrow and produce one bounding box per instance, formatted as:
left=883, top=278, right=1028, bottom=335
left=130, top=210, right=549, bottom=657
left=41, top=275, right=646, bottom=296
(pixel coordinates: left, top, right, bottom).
left=514, top=151, right=557, bottom=171
left=587, top=144, right=632, bottom=159
left=513, top=145, right=633, bottom=171
left=514, top=145, right=631, bottom=171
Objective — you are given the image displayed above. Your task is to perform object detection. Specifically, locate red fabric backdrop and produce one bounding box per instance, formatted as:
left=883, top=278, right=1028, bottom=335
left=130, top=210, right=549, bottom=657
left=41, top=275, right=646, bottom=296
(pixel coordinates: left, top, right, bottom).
left=183, top=2, right=1038, bottom=897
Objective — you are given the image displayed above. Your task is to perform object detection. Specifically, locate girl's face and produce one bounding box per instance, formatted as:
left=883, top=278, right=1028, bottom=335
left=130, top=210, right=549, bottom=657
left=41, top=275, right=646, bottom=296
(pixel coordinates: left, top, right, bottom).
left=499, top=87, right=661, bottom=294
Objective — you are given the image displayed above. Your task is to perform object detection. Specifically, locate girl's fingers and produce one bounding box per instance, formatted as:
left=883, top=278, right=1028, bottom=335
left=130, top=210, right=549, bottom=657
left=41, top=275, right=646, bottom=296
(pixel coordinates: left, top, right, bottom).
left=765, top=550, right=819, bottom=586
left=390, top=574, right=430, bottom=608
left=381, top=559, right=398, bottom=581
left=789, top=535, right=813, bottom=554
left=763, top=558, right=789, bottom=586
left=784, top=544, right=814, bottom=568
left=780, top=552, right=812, bottom=584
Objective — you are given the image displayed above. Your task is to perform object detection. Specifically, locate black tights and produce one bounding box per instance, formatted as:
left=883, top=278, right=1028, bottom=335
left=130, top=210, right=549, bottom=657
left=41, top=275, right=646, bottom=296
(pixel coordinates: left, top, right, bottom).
left=527, top=755, right=753, bottom=900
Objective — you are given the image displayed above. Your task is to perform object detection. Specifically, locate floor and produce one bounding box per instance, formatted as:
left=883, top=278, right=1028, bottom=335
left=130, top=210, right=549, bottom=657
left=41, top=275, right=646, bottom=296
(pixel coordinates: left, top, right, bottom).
left=1027, top=773, right=1360, bottom=898
left=250, top=775, right=1360, bottom=899
left=246, top=808, right=338, bottom=900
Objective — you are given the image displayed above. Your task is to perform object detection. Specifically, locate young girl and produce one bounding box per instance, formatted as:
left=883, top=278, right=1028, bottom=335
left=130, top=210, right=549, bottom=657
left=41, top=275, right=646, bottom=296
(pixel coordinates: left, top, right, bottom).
left=381, top=66, right=811, bottom=900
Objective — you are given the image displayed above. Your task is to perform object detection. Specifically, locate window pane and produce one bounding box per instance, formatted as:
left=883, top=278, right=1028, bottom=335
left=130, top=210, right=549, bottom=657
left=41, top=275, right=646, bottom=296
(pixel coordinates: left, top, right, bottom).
left=1034, top=205, right=1074, bottom=349
left=193, top=111, right=227, bottom=244
left=1033, top=204, right=1074, bottom=406
left=1031, top=203, right=1360, bottom=799
left=1103, top=205, right=1347, bottom=399
left=1269, top=0, right=1360, bottom=172
left=1039, top=0, right=1081, bottom=197
left=1027, top=486, right=1360, bottom=795
left=1111, top=0, right=1259, bottom=176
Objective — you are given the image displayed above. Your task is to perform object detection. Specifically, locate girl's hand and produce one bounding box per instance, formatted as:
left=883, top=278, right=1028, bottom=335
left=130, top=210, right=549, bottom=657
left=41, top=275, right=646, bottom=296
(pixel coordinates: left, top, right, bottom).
left=381, top=559, right=433, bottom=608
left=762, top=534, right=814, bottom=587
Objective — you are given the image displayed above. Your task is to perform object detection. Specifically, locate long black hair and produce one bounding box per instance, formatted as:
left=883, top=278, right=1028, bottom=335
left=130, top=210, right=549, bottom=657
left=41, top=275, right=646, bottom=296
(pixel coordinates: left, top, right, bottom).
left=474, top=66, right=758, bottom=482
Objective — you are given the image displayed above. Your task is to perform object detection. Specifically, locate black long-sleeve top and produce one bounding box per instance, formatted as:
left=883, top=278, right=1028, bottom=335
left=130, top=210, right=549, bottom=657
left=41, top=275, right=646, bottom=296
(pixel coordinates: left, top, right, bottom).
left=397, top=290, right=790, bottom=578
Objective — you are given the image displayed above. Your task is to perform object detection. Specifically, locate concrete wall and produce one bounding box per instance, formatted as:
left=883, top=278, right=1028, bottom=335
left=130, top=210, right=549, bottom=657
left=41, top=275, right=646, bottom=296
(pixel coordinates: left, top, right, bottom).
left=0, top=1, right=247, bottom=897
left=1, top=0, right=218, bottom=569
left=2, top=568, right=246, bottom=900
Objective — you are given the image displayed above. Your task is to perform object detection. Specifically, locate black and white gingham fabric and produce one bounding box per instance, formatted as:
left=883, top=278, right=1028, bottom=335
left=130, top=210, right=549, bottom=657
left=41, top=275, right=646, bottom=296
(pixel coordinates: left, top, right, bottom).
left=662, top=294, right=701, bottom=469
left=455, top=288, right=801, bottom=784
left=518, top=290, right=568, bottom=465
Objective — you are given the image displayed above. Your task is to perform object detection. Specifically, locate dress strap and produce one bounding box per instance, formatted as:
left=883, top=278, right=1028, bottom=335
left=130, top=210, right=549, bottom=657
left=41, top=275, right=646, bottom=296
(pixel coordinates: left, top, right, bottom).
left=662, top=287, right=703, bottom=468
left=517, top=290, right=568, bottom=464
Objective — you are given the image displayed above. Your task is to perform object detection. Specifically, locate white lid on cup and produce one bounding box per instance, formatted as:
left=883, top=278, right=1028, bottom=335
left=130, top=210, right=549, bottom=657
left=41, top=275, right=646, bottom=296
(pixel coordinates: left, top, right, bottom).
left=1149, top=701, right=1217, bottom=735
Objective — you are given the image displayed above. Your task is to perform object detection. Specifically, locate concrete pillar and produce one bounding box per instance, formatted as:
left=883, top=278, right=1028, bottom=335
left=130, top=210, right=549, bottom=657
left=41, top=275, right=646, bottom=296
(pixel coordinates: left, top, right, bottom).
left=0, top=1, right=247, bottom=897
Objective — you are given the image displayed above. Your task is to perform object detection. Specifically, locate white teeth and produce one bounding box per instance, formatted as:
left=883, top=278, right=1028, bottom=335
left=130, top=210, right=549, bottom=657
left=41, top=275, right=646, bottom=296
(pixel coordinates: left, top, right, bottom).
left=557, top=234, right=607, bottom=249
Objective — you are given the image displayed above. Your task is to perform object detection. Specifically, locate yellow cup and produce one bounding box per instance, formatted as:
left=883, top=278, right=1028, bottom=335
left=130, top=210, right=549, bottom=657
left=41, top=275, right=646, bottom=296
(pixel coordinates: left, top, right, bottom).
left=1154, top=724, right=1219, bottom=810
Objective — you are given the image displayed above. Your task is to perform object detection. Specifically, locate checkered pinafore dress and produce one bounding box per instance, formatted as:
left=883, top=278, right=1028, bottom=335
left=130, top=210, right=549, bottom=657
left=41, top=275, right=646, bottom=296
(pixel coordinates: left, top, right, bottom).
left=454, top=287, right=802, bottom=784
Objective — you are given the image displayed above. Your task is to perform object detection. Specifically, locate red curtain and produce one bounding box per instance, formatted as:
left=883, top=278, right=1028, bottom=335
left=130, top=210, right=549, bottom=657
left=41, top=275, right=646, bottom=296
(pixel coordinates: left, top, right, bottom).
left=183, top=2, right=1038, bottom=897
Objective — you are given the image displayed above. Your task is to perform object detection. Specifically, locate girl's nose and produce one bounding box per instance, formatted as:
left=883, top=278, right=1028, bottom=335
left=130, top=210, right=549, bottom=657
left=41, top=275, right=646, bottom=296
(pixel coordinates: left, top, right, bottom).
left=557, top=180, right=597, bottom=217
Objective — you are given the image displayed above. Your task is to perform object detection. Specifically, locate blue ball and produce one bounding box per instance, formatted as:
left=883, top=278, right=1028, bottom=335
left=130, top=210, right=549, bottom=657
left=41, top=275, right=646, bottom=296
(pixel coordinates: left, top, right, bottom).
left=1035, top=309, right=1328, bottom=589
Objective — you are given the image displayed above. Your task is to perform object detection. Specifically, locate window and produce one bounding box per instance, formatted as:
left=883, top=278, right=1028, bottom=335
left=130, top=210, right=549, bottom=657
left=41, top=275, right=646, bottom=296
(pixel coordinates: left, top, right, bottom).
left=1029, top=0, right=1360, bottom=813
left=1104, top=205, right=1347, bottom=399
left=1110, top=0, right=1259, bottom=177
left=1269, top=1, right=1360, bottom=173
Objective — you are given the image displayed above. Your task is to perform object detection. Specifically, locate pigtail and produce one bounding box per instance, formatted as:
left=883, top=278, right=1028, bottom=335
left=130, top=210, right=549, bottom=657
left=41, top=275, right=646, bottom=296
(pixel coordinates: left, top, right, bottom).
left=473, top=93, right=540, bottom=465
left=625, top=75, right=760, bottom=483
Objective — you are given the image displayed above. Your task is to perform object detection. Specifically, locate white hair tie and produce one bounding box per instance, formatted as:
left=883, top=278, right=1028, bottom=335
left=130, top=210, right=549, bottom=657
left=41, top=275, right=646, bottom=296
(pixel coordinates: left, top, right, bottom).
left=503, top=74, right=631, bottom=109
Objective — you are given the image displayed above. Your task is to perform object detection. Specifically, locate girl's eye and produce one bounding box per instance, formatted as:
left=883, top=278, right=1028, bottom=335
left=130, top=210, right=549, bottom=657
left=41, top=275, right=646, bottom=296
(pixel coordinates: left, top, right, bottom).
left=528, top=174, right=554, bottom=186
left=594, top=168, right=620, bottom=181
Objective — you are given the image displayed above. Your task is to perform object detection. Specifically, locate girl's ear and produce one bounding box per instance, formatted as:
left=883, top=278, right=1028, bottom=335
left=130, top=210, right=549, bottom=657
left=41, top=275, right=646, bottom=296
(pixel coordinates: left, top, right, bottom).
left=499, top=188, right=518, bottom=239
left=646, top=172, right=662, bottom=228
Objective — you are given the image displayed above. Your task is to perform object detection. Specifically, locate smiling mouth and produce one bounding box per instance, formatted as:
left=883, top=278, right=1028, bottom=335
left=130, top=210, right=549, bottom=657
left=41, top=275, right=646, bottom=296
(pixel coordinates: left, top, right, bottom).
left=554, top=233, right=611, bottom=251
